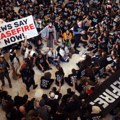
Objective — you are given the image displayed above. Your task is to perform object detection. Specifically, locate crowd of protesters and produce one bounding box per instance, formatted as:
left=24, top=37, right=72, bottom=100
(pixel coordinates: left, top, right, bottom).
left=0, top=0, right=120, bottom=120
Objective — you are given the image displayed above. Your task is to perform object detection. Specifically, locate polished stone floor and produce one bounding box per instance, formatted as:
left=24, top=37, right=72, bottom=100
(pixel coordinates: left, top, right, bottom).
left=0, top=39, right=89, bottom=120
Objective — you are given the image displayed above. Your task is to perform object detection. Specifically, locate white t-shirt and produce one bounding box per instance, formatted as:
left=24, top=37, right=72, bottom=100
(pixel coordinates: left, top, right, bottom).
left=24, top=48, right=36, bottom=58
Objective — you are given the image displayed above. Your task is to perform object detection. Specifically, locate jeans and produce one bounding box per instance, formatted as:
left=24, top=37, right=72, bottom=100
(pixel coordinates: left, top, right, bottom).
left=48, top=57, right=59, bottom=66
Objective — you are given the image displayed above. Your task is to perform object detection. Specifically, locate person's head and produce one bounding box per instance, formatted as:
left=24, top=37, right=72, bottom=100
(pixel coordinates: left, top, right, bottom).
left=65, top=20, right=68, bottom=25
left=23, top=95, right=28, bottom=102
left=66, top=30, right=69, bottom=34
left=44, top=72, right=52, bottom=79
left=56, top=65, right=63, bottom=73
left=101, top=52, right=107, bottom=57
left=52, top=87, right=57, bottom=92
left=67, top=88, right=72, bottom=94
left=77, top=21, right=82, bottom=27
left=38, top=53, right=43, bottom=58
left=42, top=94, right=48, bottom=100
left=49, top=22, right=53, bottom=27
left=103, top=31, right=108, bottom=36
left=72, top=69, right=76, bottom=74
left=39, top=99, right=45, bottom=107
left=64, top=8, right=67, bottom=12
left=28, top=45, right=32, bottom=50
left=49, top=91, right=55, bottom=99
left=91, top=106, right=101, bottom=114
left=19, top=106, right=26, bottom=114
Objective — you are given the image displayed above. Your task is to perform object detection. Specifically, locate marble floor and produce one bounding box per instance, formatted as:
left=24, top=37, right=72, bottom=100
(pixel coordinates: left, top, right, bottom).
left=0, top=40, right=89, bottom=120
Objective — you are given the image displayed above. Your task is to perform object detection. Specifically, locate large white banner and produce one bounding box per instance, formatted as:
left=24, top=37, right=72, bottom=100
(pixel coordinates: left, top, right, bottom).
left=0, top=15, right=38, bottom=48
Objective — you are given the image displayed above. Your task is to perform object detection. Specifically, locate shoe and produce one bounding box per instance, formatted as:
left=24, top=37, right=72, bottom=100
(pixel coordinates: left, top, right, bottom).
left=33, top=85, right=38, bottom=89
left=66, top=59, right=69, bottom=62
left=75, top=49, right=80, bottom=54
left=87, top=47, right=94, bottom=51
left=9, top=84, right=12, bottom=88
left=76, top=46, right=80, bottom=48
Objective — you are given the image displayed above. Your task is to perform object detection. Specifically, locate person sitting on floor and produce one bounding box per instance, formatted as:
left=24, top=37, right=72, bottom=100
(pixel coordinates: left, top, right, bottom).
left=56, top=45, right=70, bottom=62
left=62, top=30, right=72, bottom=48
left=55, top=65, right=65, bottom=86
left=40, top=72, right=54, bottom=89
left=36, top=53, right=52, bottom=72
left=47, top=48, right=60, bottom=66
left=65, top=69, right=78, bottom=86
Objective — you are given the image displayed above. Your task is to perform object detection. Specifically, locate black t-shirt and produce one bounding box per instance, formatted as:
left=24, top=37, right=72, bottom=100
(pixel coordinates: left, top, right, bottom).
left=91, top=17, right=99, bottom=26
left=40, top=76, right=54, bottom=89
left=62, top=11, right=70, bottom=19
left=55, top=70, right=64, bottom=81
left=71, top=13, right=78, bottom=22
left=54, top=22, right=61, bottom=32
left=86, top=113, right=101, bottom=120
left=18, top=8, right=25, bottom=16
left=36, top=56, right=45, bottom=65
left=100, top=34, right=109, bottom=45
left=47, top=99, right=59, bottom=113
left=66, top=1, right=74, bottom=9
left=62, top=24, right=70, bottom=33
left=99, top=56, right=108, bottom=68
left=28, top=6, right=34, bottom=13
left=68, top=73, right=77, bottom=85
left=57, top=0, right=64, bottom=4
left=81, top=34, right=89, bottom=40
left=54, top=113, right=66, bottom=120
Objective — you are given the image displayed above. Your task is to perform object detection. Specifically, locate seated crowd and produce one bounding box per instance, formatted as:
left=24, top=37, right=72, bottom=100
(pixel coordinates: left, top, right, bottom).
left=0, top=0, right=120, bottom=120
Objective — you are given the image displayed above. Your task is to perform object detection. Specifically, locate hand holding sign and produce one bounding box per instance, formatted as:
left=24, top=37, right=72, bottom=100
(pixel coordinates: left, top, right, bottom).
left=0, top=15, right=38, bottom=48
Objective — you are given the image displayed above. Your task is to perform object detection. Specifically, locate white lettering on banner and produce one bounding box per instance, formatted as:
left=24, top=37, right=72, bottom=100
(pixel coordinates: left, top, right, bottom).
left=94, top=98, right=109, bottom=108
left=0, top=15, right=38, bottom=48
left=4, top=33, right=25, bottom=45
left=110, top=85, right=120, bottom=96
left=113, top=81, right=120, bottom=88
left=89, top=79, right=120, bottom=109
left=106, top=89, right=119, bottom=99
left=100, top=92, right=115, bottom=103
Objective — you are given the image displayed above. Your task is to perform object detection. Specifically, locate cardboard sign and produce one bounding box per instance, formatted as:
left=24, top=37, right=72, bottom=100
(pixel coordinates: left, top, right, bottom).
left=0, top=15, right=38, bottom=48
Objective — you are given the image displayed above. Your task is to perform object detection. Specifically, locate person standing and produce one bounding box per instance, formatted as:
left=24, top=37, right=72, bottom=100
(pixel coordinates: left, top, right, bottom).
left=73, top=20, right=85, bottom=53
left=40, top=22, right=57, bottom=48
left=0, top=55, right=12, bottom=88
left=20, top=58, right=37, bottom=92
left=9, top=49, right=21, bottom=80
